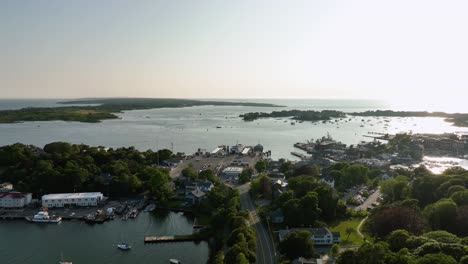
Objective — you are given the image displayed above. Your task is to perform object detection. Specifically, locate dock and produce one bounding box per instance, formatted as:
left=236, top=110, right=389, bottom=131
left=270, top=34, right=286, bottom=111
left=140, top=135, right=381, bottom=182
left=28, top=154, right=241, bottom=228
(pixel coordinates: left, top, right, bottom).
left=291, top=152, right=307, bottom=159
left=144, top=235, right=205, bottom=243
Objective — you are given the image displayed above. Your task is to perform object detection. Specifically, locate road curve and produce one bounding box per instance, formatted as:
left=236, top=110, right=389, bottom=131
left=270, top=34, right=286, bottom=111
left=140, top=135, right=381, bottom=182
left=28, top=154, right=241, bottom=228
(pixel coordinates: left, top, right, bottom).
left=237, top=184, right=277, bottom=264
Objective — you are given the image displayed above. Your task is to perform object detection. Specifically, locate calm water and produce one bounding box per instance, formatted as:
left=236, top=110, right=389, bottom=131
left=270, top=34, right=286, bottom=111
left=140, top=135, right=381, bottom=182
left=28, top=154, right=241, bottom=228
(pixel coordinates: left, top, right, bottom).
left=0, top=99, right=467, bottom=160
left=0, top=211, right=209, bottom=264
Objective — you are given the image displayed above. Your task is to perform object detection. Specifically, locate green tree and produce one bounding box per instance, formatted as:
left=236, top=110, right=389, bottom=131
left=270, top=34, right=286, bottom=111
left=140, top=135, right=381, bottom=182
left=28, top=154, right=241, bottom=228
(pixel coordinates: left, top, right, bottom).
left=387, top=229, right=410, bottom=252
left=415, top=253, right=457, bottom=264
left=235, top=253, right=249, bottom=264
left=355, top=242, right=389, bottom=264
left=423, top=198, right=458, bottom=231
left=279, top=230, right=314, bottom=260
left=381, top=176, right=410, bottom=203
left=255, top=160, right=267, bottom=173
left=450, top=190, right=468, bottom=206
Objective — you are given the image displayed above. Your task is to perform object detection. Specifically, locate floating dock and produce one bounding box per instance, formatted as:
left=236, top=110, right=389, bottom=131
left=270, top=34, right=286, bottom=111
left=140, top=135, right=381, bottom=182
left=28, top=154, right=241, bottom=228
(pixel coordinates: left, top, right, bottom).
left=291, top=152, right=307, bottom=159
left=144, top=235, right=204, bottom=243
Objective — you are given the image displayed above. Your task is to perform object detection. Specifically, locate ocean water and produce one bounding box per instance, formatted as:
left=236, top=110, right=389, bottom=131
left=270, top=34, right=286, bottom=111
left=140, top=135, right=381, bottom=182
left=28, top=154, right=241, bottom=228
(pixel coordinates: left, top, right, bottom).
left=0, top=99, right=467, bottom=161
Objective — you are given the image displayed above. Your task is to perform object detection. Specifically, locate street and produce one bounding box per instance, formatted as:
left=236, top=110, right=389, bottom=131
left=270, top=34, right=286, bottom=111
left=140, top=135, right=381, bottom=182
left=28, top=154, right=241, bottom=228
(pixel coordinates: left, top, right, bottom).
left=237, top=184, right=277, bottom=264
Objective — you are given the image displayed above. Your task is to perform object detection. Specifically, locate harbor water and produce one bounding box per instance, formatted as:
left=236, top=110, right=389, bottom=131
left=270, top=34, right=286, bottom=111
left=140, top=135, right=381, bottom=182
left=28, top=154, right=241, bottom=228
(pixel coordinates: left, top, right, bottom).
left=0, top=211, right=209, bottom=264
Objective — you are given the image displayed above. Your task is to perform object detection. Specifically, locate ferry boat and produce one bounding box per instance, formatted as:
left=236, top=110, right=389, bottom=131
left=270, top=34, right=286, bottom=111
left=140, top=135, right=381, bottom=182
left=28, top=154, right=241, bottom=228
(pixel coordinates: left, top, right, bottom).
left=27, top=211, right=62, bottom=223
left=117, top=243, right=131, bottom=250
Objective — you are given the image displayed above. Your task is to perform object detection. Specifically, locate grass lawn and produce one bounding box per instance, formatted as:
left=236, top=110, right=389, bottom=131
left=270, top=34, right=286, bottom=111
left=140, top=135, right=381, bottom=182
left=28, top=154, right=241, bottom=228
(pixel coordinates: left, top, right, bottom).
left=329, top=218, right=365, bottom=246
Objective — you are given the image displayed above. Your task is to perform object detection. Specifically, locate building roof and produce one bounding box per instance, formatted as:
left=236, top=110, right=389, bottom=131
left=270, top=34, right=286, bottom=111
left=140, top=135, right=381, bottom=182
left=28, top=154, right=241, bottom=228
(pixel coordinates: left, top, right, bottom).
left=191, top=189, right=206, bottom=198
left=278, top=228, right=333, bottom=241
left=42, top=192, right=103, bottom=200
left=0, top=192, right=30, bottom=199
left=223, top=167, right=243, bottom=173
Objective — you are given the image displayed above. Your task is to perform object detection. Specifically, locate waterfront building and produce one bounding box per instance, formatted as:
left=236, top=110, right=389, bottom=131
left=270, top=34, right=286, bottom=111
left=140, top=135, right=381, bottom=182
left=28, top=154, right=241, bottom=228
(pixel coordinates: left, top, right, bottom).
left=0, top=182, right=13, bottom=192
left=254, top=144, right=264, bottom=153
left=41, top=192, right=104, bottom=208
left=231, top=144, right=244, bottom=154
left=222, top=167, right=243, bottom=177
left=0, top=192, right=32, bottom=208
left=278, top=227, right=340, bottom=245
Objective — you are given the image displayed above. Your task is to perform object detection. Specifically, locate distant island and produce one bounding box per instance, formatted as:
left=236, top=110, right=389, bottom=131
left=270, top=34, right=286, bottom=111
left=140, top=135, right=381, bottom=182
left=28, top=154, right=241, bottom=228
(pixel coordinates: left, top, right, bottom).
left=240, top=109, right=468, bottom=127
left=240, top=110, right=346, bottom=121
left=0, top=98, right=281, bottom=123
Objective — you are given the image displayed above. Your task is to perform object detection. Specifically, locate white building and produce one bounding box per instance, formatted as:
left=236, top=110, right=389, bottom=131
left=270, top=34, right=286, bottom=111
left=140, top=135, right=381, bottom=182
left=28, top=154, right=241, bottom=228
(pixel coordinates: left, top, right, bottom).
left=42, top=192, right=104, bottom=208
left=0, top=192, right=32, bottom=208
left=222, top=167, right=243, bottom=177
left=278, top=228, right=340, bottom=245
left=0, top=182, right=13, bottom=192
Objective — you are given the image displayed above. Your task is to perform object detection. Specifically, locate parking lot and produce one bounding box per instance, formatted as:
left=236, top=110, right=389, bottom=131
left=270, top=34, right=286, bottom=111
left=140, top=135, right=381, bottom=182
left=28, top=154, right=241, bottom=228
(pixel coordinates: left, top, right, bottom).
left=169, top=153, right=261, bottom=183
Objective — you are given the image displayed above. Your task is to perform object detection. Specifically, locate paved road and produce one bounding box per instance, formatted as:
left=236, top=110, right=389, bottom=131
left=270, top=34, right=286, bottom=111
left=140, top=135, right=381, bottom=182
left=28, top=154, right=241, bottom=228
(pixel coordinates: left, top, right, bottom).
left=237, top=184, right=277, bottom=264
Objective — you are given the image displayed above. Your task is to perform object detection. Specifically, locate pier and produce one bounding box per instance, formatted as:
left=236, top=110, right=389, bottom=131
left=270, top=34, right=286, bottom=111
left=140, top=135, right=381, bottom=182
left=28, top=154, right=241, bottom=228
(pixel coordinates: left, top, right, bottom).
left=144, top=235, right=205, bottom=244
left=291, top=152, right=307, bottom=159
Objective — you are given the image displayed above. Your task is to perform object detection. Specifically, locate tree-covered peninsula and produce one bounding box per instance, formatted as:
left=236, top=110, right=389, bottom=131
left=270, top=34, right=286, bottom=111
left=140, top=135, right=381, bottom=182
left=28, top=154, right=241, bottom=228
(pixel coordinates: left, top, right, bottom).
left=239, top=109, right=468, bottom=127
left=0, top=98, right=281, bottom=124
left=240, top=110, right=346, bottom=121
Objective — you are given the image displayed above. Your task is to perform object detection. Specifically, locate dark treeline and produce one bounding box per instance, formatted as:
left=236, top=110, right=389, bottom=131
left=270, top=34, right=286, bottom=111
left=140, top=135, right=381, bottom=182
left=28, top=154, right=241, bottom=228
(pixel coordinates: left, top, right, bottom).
left=240, top=109, right=468, bottom=127
left=0, top=142, right=173, bottom=198
left=240, top=110, right=346, bottom=121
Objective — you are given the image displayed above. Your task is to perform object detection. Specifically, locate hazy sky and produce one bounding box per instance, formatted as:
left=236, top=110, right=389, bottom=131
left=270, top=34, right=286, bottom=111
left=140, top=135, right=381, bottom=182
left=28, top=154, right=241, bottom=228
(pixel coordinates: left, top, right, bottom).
left=1, top=0, right=467, bottom=103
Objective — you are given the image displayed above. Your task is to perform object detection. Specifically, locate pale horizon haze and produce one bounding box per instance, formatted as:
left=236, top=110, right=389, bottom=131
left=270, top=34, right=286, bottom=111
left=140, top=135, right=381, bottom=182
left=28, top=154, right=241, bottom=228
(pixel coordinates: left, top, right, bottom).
left=1, top=0, right=468, bottom=108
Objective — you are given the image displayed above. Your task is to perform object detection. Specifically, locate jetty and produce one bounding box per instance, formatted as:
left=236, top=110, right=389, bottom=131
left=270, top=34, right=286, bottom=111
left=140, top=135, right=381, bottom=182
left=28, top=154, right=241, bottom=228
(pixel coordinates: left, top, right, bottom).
left=144, top=235, right=205, bottom=244
left=291, top=152, right=307, bottom=159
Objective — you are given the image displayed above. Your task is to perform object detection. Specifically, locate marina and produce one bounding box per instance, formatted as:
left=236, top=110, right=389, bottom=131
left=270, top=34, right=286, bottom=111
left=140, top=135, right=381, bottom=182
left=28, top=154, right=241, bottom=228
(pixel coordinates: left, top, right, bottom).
left=0, top=211, right=209, bottom=264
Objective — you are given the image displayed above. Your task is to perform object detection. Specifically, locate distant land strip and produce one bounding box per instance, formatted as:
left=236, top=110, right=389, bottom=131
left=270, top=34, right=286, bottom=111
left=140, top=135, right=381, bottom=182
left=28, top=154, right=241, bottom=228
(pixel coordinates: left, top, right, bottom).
left=0, top=98, right=282, bottom=124
left=240, top=109, right=468, bottom=127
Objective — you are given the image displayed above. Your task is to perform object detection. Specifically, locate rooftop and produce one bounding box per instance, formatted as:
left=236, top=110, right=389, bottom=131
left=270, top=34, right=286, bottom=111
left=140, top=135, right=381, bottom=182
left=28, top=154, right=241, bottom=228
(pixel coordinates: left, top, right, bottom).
left=42, top=192, right=103, bottom=200
left=223, top=167, right=243, bottom=173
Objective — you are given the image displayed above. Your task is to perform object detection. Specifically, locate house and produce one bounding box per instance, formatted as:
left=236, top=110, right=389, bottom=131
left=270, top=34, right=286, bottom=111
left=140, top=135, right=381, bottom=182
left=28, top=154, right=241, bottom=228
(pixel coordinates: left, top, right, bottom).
left=318, top=177, right=335, bottom=188
left=186, top=189, right=206, bottom=204
left=278, top=228, right=340, bottom=245
left=0, top=192, right=32, bottom=208
left=272, top=179, right=288, bottom=198
left=198, top=181, right=214, bottom=192
left=222, top=167, right=243, bottom=178
left=41, top=192, right=104, bottom=208
left=269, top=208, right=284, bottom=224
left=0, top=182, right=13, bottom=192
left=182, top=180, right=214, bottom=204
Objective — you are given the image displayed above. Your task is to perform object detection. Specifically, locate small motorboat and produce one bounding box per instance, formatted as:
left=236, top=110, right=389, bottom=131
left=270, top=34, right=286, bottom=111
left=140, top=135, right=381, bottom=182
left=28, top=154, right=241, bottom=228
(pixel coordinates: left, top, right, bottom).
left=144, top=203, right=156, bottom=212
left=169, top=259, right=181, bottom=264
left=117, top=243, right=131, bottom=250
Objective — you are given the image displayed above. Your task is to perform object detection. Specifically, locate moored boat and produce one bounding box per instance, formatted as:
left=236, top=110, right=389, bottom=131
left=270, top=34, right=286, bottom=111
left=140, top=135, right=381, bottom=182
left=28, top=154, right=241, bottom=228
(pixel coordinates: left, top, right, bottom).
left=28, top=211, right=61, bottom=223
left=144, top=203, right=156, bottom=212
left=117, top=243, right=131, bottom=250
left=129, top=209, right=138, bottom=219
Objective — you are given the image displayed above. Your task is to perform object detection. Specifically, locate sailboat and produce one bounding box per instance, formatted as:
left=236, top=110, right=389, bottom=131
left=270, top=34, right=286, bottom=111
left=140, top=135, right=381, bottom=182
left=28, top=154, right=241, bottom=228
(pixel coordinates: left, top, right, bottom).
left=59, top=252, right=72, bottom=264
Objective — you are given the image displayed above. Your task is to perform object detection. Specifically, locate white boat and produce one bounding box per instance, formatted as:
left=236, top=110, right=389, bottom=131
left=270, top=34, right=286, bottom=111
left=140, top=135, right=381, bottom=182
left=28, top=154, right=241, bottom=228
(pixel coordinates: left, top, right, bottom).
left=169, top=259, right=181, bottom=264
left=29, top=211, right=61, bottom=223
left=117, top=243, right=131, bottom=250
left=144, top=203, right=156, bottom=212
